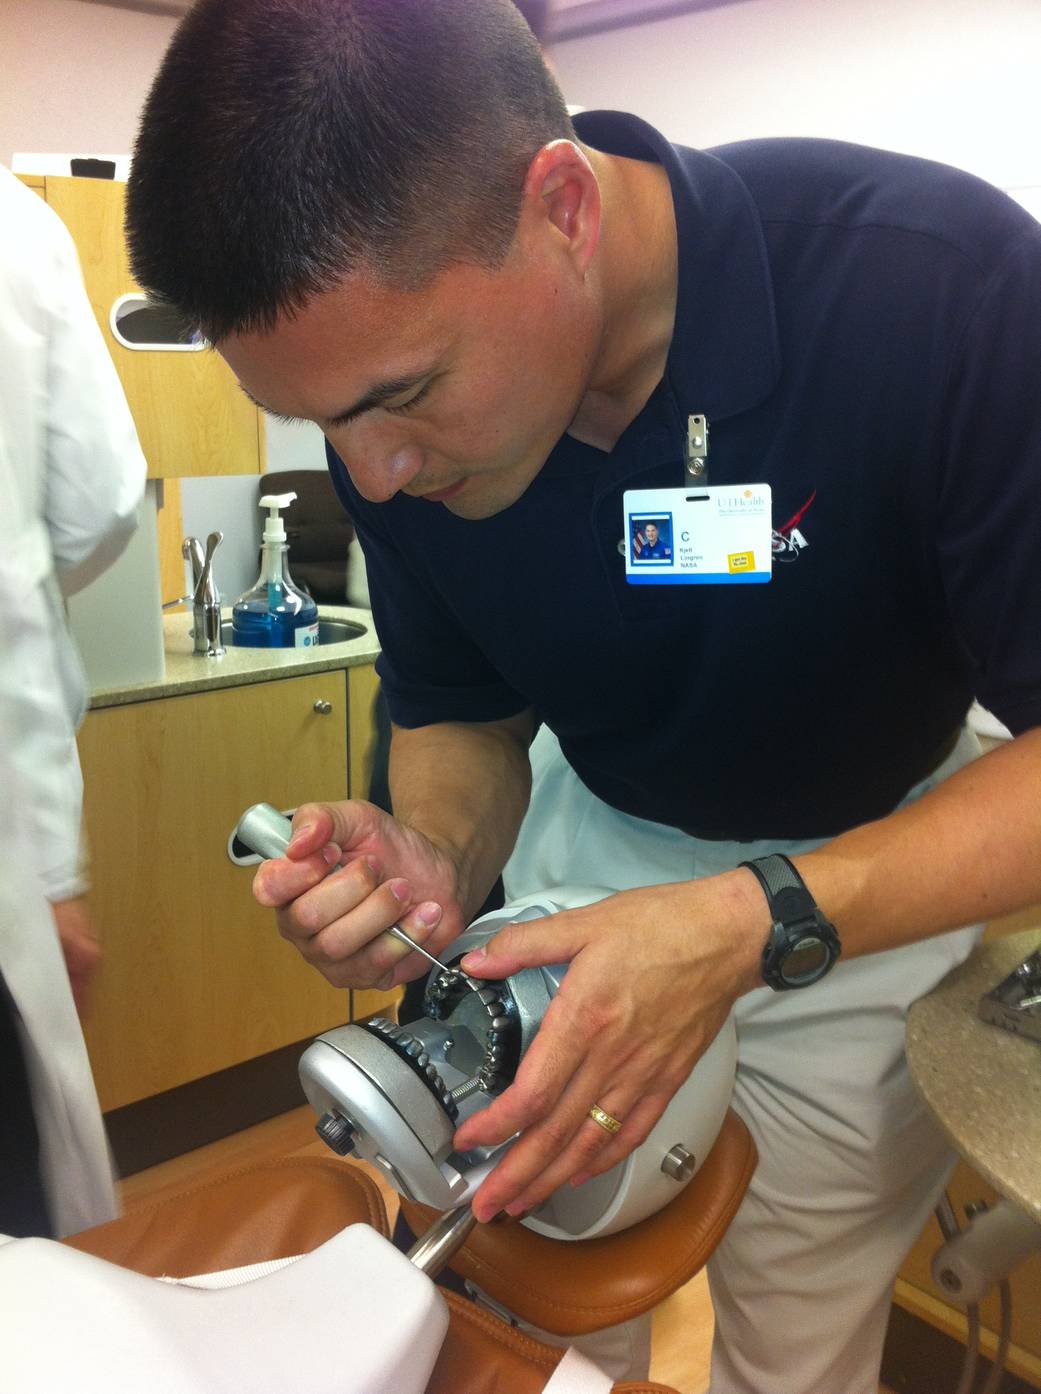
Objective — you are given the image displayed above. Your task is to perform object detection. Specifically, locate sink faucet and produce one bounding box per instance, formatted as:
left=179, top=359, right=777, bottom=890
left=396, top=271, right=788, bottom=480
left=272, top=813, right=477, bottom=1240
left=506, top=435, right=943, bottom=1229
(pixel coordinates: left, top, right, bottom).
left=162, top=532, right=226, bottom=658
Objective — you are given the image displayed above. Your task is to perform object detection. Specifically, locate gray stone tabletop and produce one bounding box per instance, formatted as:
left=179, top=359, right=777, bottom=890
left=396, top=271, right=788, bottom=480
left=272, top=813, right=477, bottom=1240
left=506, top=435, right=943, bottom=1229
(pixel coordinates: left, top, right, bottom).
left=88, top=604, right=381, bottom=710
left=907, top=928, right=1041, bottom=1222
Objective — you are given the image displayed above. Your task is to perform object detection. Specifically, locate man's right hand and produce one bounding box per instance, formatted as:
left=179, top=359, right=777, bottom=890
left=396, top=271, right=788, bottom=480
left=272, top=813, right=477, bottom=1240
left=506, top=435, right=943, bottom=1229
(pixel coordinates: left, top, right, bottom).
left=51, top=895, right=102, bottom=1020
left=252, top=799, right=467, bottom=989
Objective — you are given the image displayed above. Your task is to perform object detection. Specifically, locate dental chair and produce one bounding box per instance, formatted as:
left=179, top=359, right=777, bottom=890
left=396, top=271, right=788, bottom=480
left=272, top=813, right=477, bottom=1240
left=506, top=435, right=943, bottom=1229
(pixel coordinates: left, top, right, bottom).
left=25, top=1103, right=753, bottom=1394
left=0, top=1064, right=756, bottom=1394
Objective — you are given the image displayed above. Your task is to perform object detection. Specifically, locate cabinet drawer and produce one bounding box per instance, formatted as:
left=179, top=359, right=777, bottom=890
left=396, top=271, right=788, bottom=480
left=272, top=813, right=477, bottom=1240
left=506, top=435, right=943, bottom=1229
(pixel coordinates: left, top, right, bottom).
left=78, top=672, right=350, bottom=1109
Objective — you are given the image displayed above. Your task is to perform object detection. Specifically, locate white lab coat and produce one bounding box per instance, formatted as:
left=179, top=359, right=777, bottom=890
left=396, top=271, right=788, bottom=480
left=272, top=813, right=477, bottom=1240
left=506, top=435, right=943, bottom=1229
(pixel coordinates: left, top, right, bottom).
left=0, top=166, right=147, bottom=1234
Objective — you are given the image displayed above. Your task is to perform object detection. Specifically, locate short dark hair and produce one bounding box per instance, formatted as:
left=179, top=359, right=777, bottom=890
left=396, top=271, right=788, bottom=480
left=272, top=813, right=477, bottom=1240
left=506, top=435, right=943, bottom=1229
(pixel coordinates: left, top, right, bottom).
left=126, top=0, right=573, bottom=341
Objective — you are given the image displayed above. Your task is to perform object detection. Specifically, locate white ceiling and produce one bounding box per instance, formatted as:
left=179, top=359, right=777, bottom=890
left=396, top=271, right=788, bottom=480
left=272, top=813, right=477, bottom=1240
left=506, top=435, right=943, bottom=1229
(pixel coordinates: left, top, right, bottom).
left=75, top=0, right=733, bottom=35
left=76, top=0, right=191, bottom=15
left=551, top=1, right=735, bottom=42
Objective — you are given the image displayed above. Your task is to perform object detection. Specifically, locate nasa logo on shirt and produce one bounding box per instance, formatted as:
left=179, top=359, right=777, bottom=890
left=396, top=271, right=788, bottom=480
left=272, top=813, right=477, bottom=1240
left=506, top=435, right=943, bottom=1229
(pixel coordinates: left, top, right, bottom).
left=772, top=490, right=816, bottom=564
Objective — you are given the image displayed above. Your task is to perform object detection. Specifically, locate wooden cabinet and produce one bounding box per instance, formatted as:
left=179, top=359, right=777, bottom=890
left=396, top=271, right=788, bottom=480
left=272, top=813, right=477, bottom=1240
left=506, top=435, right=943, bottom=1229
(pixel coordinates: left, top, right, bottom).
left=894, top=1160, right=1041, bottom=1388
left=22, top=173, right=263, bottom=480
left=892, top=907, right=1041, bottom=1391
left=348, top=657, right=401, bottom=1020
left=78, top=671, right=356, bottom=1111
left=346, top=659, right=380, bottom=806
left=343, top=659, right=402, bottom=1023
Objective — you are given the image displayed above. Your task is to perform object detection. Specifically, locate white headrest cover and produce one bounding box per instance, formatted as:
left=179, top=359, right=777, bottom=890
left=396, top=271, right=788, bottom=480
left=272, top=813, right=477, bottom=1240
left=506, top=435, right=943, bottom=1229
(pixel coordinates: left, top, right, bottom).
left=0, top=1223, right=446, bottom=1394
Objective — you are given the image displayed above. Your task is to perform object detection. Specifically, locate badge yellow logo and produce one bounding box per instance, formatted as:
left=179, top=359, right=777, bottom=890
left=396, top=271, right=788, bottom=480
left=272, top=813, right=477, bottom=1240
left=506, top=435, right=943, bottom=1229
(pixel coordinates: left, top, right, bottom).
left=728, top=551, right=755, bottom=573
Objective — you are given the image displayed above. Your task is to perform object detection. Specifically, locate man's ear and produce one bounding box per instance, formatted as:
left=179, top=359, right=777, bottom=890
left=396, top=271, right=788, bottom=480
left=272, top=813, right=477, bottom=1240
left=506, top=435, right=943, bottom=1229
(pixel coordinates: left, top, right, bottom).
left=519, top=140, right=601, bottom=274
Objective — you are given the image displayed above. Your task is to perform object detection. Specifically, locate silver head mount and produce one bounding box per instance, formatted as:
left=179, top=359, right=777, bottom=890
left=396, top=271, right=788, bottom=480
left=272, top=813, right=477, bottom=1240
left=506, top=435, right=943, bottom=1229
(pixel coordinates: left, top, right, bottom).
left=298, top=892, right=738, bottom=1246
left=299, top=910, right=557, bottom=1212
left=231, top=799, right=736, bottom=1245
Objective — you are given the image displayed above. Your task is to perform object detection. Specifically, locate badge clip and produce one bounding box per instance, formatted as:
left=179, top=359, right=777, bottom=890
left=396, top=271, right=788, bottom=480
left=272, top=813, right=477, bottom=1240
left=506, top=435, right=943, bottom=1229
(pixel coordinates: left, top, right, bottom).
left=686, top=414, right=709, bottom=487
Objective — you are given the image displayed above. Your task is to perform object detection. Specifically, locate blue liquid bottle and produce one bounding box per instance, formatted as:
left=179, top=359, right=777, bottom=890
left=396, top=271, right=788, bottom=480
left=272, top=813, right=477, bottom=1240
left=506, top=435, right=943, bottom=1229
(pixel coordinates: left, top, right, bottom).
left=231, top=492, right=319, bottom=648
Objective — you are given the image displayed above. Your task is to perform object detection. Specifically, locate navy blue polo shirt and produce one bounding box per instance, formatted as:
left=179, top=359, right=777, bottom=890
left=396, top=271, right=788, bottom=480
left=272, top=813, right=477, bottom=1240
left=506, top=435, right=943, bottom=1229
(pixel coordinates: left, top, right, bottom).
left=329, top=111, right=1041, bottom=840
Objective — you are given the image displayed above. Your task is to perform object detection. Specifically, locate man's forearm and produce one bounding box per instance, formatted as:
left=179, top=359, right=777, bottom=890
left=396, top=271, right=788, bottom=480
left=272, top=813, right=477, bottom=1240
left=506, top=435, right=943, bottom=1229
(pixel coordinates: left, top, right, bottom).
left=388, top=711, right=535, bottom=920
left=792, top=725, right=1041, bottom=964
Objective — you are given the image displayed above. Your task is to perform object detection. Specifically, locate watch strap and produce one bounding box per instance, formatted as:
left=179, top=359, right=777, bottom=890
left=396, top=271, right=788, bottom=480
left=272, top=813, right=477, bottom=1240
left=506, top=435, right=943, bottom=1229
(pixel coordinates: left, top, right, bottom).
left=739, top=853, right=842, bottom=990
left=739, top=853, right=805, bottom=903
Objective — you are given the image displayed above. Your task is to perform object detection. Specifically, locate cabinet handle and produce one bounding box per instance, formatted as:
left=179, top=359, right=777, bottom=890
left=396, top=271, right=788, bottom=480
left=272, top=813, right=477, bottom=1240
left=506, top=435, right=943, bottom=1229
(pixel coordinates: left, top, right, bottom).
left=313, top=699, right=333, bottom=715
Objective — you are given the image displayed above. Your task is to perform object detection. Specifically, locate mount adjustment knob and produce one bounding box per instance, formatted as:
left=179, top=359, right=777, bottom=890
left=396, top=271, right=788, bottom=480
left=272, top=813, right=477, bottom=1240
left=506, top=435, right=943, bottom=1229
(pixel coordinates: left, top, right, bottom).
left=315, top=1109, right=356, bottom=1156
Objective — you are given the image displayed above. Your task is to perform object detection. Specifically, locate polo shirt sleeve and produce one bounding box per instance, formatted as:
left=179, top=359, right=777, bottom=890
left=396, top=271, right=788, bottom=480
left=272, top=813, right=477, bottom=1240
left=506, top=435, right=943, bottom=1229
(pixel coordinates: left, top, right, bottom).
left=326, top=451, right=531, bottom=729
left=934, top=225, right=1041, bottom=736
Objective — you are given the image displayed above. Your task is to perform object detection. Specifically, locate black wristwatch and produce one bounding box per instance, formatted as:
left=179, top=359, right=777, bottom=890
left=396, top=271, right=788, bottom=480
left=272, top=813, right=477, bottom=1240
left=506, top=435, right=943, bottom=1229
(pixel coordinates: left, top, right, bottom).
left=739, top=854, right=842, bottom=990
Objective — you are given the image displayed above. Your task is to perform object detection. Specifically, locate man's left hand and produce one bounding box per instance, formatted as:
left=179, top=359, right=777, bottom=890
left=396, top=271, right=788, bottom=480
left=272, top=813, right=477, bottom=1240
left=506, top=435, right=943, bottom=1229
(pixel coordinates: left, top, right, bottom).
left=453, top=873, right=765, bottom=1223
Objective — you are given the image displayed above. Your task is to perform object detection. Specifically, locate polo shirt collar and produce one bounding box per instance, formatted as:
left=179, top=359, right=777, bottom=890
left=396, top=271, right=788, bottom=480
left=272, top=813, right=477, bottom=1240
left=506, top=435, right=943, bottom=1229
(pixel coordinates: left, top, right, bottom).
left=571, top=110, right=780, bottom=423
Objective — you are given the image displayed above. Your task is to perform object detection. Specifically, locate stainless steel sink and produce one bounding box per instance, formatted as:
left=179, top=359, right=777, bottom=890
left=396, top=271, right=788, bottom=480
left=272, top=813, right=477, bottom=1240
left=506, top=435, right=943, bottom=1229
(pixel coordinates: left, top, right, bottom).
left=219, top=617, right=368, bottom=648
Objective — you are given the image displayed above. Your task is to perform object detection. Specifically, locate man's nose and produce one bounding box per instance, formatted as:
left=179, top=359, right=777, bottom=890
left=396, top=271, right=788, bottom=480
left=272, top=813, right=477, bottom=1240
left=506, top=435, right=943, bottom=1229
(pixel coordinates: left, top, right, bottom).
left=343, top=441, right=424, bottom=504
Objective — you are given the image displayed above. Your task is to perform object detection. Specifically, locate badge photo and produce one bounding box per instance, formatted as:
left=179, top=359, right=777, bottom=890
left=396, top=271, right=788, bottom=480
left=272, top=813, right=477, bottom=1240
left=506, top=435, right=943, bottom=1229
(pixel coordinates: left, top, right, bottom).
left=630, top=512, right=674, bottom=566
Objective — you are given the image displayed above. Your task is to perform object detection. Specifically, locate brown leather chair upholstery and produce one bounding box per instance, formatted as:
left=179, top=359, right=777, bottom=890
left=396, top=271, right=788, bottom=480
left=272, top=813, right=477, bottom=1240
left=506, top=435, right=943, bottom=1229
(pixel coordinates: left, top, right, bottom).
left=431, top=1289, right=676, bottom=1394
left=65, top=1111, right=757, bottom=1393
left=400, top=1108, right=756, bottom=1336
left=64, top=1154, right=388, bottom=1271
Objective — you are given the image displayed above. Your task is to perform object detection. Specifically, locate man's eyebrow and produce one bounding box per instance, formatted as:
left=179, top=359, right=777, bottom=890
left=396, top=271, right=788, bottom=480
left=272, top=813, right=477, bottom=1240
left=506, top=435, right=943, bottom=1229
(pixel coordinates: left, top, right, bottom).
left=238, top=385, right=304, bottom=426
left=238, top=375, right=430, bottom=429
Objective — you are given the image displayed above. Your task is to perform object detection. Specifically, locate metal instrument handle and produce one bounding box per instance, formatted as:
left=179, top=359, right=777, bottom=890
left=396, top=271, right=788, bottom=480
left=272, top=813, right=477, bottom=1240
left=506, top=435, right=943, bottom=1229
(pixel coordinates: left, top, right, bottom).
left=406, top=1205, right=478, bottom=1278
left=235, top=803, right=447, bottom=968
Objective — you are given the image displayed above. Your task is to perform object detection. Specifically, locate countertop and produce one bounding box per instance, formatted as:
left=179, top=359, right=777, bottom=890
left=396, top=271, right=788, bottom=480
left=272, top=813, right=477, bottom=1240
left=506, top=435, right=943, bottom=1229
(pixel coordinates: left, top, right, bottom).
left=907, top=928, right=1041, bottom=1222
left=88, top=605, right=380, bottom=710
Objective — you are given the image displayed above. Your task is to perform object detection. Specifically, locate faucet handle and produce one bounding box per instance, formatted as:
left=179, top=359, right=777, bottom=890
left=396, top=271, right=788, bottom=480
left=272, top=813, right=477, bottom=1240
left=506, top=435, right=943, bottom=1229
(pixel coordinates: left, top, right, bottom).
left=197, top=530, right=223, bottom=602
left=182, top=536, right=205, bottom=590
left=193, top=530, right=226, bottom=658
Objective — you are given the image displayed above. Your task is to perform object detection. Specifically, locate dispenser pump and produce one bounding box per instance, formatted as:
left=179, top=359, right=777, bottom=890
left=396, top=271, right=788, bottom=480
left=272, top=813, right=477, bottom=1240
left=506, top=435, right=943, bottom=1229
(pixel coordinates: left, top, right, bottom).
left=260, top=491, right=295, bottom=545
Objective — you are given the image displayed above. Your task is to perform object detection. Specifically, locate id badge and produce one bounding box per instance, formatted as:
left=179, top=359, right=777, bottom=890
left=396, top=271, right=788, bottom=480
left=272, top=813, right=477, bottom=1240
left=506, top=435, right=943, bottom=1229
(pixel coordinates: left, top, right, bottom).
left=623, top=485, right=772, bottom=585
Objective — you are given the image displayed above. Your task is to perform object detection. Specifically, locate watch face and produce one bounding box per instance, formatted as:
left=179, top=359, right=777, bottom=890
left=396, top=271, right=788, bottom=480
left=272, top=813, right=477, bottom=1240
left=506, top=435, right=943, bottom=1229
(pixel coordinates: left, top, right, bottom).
left=780, top=934, right=830, bottom=986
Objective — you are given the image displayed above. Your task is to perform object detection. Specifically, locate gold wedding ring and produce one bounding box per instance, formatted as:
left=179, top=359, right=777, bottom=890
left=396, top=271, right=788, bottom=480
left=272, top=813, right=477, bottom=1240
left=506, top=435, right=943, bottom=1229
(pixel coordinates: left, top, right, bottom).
left=588, top=1104, right=623, bottom=1135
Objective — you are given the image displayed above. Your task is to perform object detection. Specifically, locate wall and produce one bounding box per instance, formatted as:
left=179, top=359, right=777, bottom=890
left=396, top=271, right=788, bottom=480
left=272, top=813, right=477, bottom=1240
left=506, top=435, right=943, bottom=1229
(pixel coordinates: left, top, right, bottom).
left=549, top=0, right=1041, bottom=191
left=11, top=0, right=1037, bottom=191
left=0, top=0, right=174, bottom=169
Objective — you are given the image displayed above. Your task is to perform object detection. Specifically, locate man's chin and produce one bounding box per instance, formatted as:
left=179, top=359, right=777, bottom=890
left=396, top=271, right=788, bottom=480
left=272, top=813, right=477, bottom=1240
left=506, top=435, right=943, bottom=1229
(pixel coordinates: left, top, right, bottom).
left=441, top=492, right=504, bottom=521
left=442, top=480, right=536, bottom=521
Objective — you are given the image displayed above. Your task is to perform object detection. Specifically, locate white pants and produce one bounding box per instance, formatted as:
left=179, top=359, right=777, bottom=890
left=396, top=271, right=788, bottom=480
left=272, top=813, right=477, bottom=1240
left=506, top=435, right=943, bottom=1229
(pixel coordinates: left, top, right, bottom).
left=501, top=725, right=982, bottom=1394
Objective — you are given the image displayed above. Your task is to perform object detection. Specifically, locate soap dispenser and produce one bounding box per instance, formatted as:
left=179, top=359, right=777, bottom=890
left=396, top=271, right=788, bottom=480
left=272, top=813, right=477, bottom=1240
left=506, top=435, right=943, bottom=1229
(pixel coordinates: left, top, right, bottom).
left=231, top=492, right=319, bottom=648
